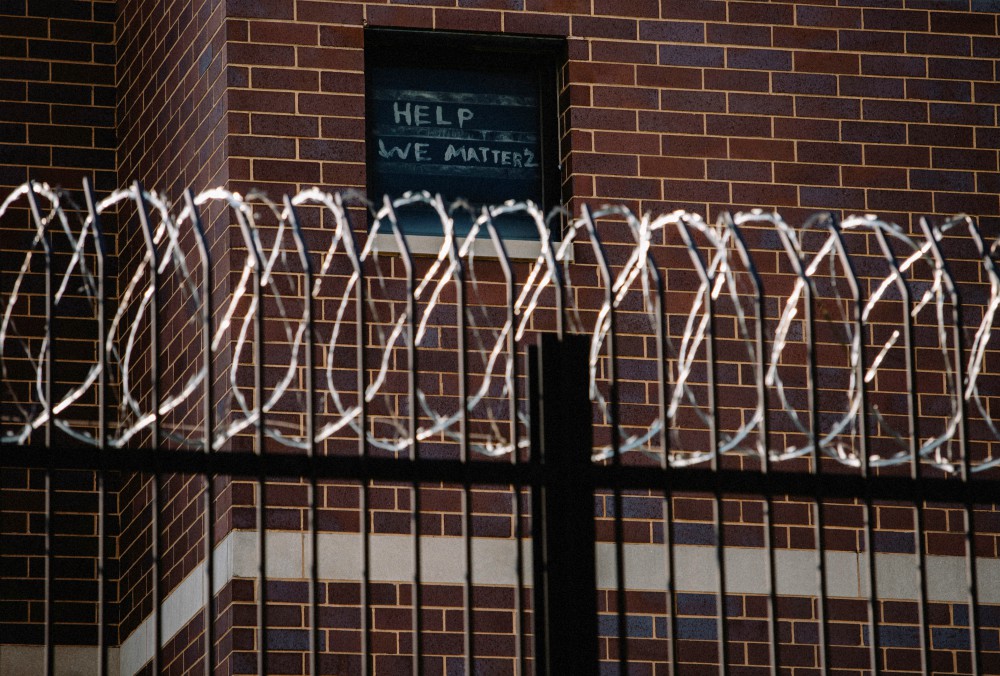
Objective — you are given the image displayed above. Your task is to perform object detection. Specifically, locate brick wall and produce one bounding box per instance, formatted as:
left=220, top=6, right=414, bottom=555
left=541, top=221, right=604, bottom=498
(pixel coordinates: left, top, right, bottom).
left=0, top=0, right=119, bottom=655
left=225, top=0, right=998, bottom=228
left=0, top=0, right=117, bottom=196
left=112, top=0, right=232, bottom=667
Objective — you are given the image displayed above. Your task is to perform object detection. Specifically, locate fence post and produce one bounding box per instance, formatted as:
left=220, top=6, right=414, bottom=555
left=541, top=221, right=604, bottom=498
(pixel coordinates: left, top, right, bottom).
left=530, top=333, right=598, bottom=675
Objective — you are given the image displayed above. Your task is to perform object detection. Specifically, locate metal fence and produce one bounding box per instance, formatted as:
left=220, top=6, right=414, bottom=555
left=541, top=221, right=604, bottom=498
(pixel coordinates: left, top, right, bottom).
left=2, top=179, right=1000, bottom=675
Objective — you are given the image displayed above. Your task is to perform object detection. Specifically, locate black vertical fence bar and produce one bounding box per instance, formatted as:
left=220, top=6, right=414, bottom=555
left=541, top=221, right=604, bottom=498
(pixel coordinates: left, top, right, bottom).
left=250, top=209, right=268, bottom=676
left=337, top=198, right=370, bottom=676
left=676, top=218, right=728, bottom=675
left=649, top=243, right=678, bottom=676
left=722, top=215, right=778, bottom=675
left=26, top=182, right=55, bottom=676
left=486, top=213, right=526, bottom=676
left=527, top=345, right=545, bottom=674
left=807, top=235, right=830, bottom=676
left=531, top=210, right=571, bottom=673
left=920, top=218, right=981, bottom=676
left=581, top=206, right=628, bottom=670
left=828, top=220, right=880, bottom=674
left=966, top=217, right=998, bottom=674
left=872, top=225, right=930, bottom=674
left=449, top=219, right=475, bottom=675
left=776, top=217, right=829, bottom=675
left=648, top=256, right=678, bottom=674
left=135, top=182, right=164, bottom=675
left=286, top=199, right=319, bottom=676
left=187, top=190, right=215, bottom=676
left=387, top=200, right=423, bottom=676
left=83, top=178, right=109, bottom=676
left=531, top=333, right=598, bottom=676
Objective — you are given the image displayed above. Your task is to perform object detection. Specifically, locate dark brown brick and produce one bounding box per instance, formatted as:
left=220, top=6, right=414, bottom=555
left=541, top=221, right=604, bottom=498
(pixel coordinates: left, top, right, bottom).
left=865, top=144, right=931, bottom=168
left=930, top=11, right=997, bottom=35
left=227, top=0, right=293, bottom=19
left=906, top=32, right=971, bottom=56
left=665, top=177, right=729, bottom=202
left=863, top=8, right=929, bottom=32
left=593, top=85, right=658, bottom=109
left=251, top=67, right=318, bottom=92
left=930, top=102, right=994, bottom=126
left=637, top=65, right=702, bottom=90
left=772, top=72, right=837, bottom=96
left=228, top=43, right=295, bottom=67
left=569, top=61, right=635, bottom=85
left=795, top=96, right=860, bottom=120
left=906, top=78, right=972, bottom=102
left=794, top=51, right=860, bottom=75
left=733, top=181, right=797, bottom=207
left=503, top=11, right=569, bottom=35
left=797, top=5, right=861, bottom=29
left=975, top=82, right=1000, bottom=104
left=297, top=1, right=362, bottom=23
left=591, top=40, right=657, bottom=65
left=839, top=29, right=906, bottom=54
left=773, top=27, right=838, bottom=51
left=727, top=47, right=792, bottom=71
left=639, top=19, right=704, bottom=43
left=640, top=155, right=705, bottom=179
left=772, top=116, right=839, bottom=141
left=729, top=1, right=793, bottom=26
left=706, top=23, right=771, bottom=47
left=662, top=133, right=727, bottom=158
left=729, top=92, right=793, bottom=117
left=704, top=68, right=769, bottom=93
left=841, top=77, right=902, bottom=101
left=659, top=43, right=724, bottom=68
left=729, top=138, right=795, bottom=162
left=572, top=15, right=636, bottom=39
left=774, top=162, right=839, bottom=186
left=593, top=131, right=657, bottom=153
left=935, top=191, right=999, bottom=216
left=706, top=113, right=771, bottom=138
left=594, top=0, right=658, bottom=18
left=525, top=0, right=589, bottom=12
left=910, top=168, right=975, bottom=192
left=661, top=0, right=726, bottom=22
left=662, top=89, right=725, bottom=112
left=862, top=99, right=927, bottom=122
left=365, top=5, right=434, bottom=29
left=972, top=35, right=1000, bottom=59
left=707, top=159, right=771, bottom=182
left=248, top=21, right=317, bottom=46
left=638, top=110, right=704, bottom=134
left=436, top=8, right=502, bottom=32
left=861, top=54, right=926, bottom=77
left=800, top=185, right=865, bottom=210
left=253, top=158, right=321, bottom=183
left=842, top=165, right=907, bottom=188
left=571, top=151, right=639, bottom=176
left=595, top=176, right=661, bottom=199
left=798, top=141, right=863, bottom=165
left=932, top=147, right=997, bottom=171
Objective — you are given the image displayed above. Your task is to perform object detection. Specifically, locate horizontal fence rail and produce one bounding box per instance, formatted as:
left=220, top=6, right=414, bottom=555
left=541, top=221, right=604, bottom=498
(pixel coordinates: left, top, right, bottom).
left=2, top=180, right=1000, bottom=676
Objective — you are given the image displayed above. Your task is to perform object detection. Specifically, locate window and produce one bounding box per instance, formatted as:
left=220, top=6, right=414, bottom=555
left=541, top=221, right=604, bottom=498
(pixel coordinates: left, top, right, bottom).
left=365, top=28, right=564, bottom=241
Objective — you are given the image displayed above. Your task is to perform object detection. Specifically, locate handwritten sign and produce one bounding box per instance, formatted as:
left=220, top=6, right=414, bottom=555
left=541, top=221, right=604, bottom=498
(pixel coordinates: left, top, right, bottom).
left=369, top=64, right=545, bottom=233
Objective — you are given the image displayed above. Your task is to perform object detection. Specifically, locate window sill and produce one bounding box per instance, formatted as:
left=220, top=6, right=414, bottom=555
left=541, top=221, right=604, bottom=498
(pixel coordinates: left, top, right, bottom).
left=371, top=232, right=549, bottom=261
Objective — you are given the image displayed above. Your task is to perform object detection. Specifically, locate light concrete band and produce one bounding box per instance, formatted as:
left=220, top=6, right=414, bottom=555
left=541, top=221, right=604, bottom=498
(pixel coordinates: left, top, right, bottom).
left=4, top=530, right=997, bottom=675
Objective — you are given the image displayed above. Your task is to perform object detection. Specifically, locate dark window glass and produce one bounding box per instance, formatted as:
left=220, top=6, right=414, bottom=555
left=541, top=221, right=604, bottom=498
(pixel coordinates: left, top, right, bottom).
left=365, top=28, right=564, bottom=239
